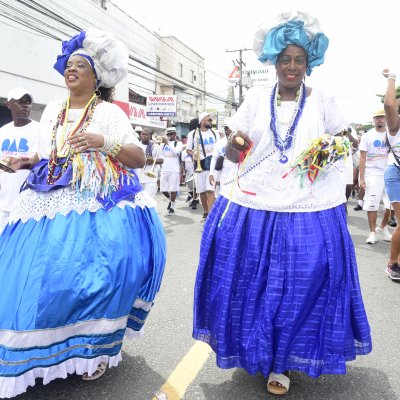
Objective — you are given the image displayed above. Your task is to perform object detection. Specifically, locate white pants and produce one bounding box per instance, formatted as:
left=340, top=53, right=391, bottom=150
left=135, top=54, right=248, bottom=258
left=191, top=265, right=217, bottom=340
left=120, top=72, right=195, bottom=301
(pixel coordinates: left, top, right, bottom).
left=195, top=170, right=215, bottom=193
left=363, top=174, right=390, bottom=211
left=160, top=171, right=180, bottom=193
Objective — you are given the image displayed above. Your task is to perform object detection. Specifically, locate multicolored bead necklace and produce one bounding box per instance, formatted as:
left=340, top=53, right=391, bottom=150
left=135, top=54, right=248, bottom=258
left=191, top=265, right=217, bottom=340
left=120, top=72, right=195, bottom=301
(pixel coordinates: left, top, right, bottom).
left=47, top=93, right=97, bottom=184
left=269, top=82, right=307, bottom=164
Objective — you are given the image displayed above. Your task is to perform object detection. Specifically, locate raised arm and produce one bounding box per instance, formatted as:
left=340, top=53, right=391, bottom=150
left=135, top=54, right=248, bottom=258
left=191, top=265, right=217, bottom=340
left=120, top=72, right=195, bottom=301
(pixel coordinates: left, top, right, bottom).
left=382, top=69, right=400, bottom=136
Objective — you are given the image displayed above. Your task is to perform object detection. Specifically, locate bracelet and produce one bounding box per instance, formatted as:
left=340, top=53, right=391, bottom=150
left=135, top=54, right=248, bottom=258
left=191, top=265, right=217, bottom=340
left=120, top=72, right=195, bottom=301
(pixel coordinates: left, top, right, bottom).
left=388, top=74, right=396, bottom=81
left=99, top=135, right=122, bottom=157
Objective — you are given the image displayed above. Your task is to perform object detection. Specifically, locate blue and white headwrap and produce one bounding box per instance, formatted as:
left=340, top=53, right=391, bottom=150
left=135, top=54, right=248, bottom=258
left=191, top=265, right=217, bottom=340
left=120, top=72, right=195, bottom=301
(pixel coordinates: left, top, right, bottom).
left=53, top=28, right=128, bottom=88
left=253, top=11, right=329, bottom=76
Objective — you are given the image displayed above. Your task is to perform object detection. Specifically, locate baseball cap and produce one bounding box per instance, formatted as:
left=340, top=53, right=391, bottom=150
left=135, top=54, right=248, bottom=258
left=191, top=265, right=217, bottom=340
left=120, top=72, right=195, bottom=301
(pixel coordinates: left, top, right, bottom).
left=373, top=109, right=385, bottom=118
left=198, top=111, right=213, bottom=124
left=7, top=87, right=34, bottom=102
left=134, top=125, right=143, bottom=132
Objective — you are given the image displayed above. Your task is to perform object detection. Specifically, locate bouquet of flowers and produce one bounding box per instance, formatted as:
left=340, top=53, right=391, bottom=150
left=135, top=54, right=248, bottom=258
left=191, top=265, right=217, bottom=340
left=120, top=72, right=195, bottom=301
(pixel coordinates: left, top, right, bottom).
left=282, top=134, right=350, bottom=187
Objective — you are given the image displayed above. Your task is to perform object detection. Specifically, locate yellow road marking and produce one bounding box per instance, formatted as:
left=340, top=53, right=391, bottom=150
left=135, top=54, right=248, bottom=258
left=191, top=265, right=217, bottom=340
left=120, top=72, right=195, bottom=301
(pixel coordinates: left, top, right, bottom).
left=154, top=341, right=213, bottom=400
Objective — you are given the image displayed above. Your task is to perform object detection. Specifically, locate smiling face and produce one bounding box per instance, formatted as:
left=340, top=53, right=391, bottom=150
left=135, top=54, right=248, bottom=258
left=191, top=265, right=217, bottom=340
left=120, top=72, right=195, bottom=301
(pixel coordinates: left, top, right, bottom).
left=64, top=55, right=96, bottom=94
left=276, top=44, right=307, bottom=91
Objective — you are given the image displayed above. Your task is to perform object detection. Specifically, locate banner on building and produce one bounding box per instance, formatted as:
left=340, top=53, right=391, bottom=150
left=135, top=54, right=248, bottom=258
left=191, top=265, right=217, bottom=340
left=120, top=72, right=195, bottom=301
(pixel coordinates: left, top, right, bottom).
left=146, top=95, right=177, bottom=117
left=115, top=100, right=167, bottom=129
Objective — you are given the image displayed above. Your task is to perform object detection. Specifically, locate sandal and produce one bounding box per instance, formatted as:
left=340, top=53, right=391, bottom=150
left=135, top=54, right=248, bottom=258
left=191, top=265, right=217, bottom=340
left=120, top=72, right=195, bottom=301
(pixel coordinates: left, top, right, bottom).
left=82, top=362, right=107, bottom=381
left=267, top=371, right=290, bottom=395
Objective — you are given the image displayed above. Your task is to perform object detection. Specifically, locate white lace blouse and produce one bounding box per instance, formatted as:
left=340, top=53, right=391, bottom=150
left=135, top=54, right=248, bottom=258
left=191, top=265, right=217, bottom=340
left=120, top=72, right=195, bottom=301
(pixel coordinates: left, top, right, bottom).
left=10, top=100, right=155, bottom=223
left=220, top=86, right=349, bottom=212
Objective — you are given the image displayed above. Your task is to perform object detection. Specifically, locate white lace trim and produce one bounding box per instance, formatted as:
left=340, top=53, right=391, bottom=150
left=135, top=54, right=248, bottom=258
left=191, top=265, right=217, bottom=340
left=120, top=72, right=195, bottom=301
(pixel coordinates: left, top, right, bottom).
left=0, top=326, right=142, bottom=399
left=9, top=188, right=156, bottom=223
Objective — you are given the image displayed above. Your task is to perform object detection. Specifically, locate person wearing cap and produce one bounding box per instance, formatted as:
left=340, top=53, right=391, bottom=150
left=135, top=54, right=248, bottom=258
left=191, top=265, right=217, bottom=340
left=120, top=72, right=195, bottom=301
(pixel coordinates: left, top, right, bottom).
left=382, top=69, right=400, bottom=280
left=186, top=111, right=218, bottom=221
left=359, top=109, right=392, bottom=244
left=0, top=29, right=166, bottom=397
left=193, top=11, right=371, bottom=396
left=0, top=87, right=39, bottom=233
left=160, top=126, right=183, bottom=215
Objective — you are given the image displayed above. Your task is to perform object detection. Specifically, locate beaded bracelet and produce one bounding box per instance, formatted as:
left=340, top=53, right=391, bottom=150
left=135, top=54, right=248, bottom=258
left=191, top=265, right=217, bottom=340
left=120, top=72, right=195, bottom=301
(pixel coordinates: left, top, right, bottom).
left=100, top=135, right=122, bottom=157
left=388, top=74, right=396, bottom=81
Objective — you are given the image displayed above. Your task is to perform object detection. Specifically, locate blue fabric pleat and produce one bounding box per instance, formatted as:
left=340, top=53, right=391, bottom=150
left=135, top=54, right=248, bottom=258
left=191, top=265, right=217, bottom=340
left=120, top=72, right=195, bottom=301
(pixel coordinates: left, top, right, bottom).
left=0, top=204, right=166, bottom=378
left=193, top=197, right=372, bottom=378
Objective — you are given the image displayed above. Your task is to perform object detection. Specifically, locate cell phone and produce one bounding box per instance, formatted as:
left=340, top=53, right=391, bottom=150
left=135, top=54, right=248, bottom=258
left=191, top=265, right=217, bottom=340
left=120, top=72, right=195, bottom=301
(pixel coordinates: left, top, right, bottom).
left=0, top=161, right=16, bottom=173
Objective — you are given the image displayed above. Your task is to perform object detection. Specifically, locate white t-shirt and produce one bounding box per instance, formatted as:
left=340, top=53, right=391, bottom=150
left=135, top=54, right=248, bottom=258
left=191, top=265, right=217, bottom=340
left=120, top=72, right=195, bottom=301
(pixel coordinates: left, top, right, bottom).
left=160, top=140, right=182, bottom=172
left=181, top=149, right=194, bottom=176
left=0, top=120, right=40, bottom=212
left=186, top=128, right=218, bottom=159
left=136, top=142, right=161, bottom=183
left=221, top=86, right=349, bottom=212
left=359, top=128, right=388, bottom=175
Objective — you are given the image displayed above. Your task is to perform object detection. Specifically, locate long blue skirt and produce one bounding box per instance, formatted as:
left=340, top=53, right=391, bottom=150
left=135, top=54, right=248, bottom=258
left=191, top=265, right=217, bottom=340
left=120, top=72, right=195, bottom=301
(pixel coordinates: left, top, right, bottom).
left=193, top=197, right=372, bottom=379
left=0, top=204, right=165, bottom=398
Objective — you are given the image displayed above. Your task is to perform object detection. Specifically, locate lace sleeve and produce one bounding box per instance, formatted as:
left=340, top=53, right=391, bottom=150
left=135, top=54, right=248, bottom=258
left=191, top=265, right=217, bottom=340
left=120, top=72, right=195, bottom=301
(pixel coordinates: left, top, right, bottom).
left=102, top=103, right=139, bottom=146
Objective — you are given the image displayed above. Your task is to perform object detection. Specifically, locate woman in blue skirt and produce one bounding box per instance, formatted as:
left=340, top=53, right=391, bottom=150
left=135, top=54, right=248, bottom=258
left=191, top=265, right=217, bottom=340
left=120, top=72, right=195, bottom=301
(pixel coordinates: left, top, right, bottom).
left=193, top=11, right=372, bottom=395
left=0, top=29, right=166, bottom=398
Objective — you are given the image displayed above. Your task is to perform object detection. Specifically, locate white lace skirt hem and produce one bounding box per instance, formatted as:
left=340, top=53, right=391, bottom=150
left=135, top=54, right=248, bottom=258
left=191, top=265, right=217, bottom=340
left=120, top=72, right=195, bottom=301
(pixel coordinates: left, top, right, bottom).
left=9, top=187, right=156, bottom=223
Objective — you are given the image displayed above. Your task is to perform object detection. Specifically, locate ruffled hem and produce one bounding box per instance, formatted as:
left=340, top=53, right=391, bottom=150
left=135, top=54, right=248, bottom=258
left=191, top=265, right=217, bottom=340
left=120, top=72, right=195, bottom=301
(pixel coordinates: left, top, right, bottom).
left=0, top=328, right=142, bottom=399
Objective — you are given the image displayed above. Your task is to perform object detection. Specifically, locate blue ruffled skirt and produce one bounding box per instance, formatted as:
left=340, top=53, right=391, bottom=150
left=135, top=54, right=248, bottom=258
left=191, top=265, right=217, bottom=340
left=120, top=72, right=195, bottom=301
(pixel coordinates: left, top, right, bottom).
left=193, top=197, right=372, bottom=378
left=0, top=197, right=165, bottom=397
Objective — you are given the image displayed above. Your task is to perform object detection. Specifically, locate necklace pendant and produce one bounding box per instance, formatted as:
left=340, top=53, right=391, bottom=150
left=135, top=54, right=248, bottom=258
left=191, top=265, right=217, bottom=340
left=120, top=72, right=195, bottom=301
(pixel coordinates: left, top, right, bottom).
left=279, top=154, right=288, bottom=164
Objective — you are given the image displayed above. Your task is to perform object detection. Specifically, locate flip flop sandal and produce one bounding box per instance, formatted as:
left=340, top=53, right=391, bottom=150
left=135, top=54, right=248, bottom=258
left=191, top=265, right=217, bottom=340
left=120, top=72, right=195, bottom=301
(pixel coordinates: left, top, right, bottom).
left=82, top=362, right=107, bottom=381
left=267, top=372, right=290, bottom=395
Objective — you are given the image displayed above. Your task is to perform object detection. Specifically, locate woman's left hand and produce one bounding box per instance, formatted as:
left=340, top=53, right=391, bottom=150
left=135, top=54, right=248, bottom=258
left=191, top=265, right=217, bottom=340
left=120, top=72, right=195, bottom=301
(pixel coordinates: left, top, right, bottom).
left=68, top=132, right=105, bottom=152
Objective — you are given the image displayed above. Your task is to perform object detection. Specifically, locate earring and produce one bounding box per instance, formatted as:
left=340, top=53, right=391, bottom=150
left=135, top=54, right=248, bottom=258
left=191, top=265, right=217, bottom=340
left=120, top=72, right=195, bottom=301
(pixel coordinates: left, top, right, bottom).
left=94, top=89, right=101, bottom=97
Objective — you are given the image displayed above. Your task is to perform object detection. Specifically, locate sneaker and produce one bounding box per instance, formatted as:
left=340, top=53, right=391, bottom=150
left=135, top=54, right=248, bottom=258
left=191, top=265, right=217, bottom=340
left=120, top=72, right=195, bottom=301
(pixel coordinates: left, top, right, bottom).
left=186, top=195, right=192, bottom=202
left=190, top=201, right=197, bottom=210
left=168, top=208, right=175, bottom=215
left=354, top=204, right=363, bottom=211
left=376, top=226, right=392, bottom=242
left=201, top=213, right=208, bottom=222
left=365, top=232, right=377, bottom=244
left=386, top=263, right=400, bottom=280
left=167, top=202, right=171, bottom=211
left=389, top=217, right=397, bottom=228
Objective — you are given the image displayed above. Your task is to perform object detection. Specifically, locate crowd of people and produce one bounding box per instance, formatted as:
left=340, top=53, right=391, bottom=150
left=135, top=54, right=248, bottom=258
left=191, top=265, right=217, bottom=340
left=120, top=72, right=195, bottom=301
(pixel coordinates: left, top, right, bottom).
left=0, top=9, right=399, bottom=399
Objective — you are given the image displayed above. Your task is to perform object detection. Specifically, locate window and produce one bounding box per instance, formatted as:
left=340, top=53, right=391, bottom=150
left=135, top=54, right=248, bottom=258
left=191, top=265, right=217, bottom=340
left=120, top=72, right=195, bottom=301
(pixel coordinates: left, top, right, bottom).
left=190, top=70, right=194, bottom=83
left=198, top=73, right=202, bottom=86
left=179, top=63, right=183, bottom=77
left=156, top=56, right=160, bottom=70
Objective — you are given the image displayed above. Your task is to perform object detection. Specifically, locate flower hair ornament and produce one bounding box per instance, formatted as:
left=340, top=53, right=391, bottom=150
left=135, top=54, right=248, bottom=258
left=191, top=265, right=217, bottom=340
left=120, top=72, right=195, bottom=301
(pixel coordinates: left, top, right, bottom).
left=53, top=28, right=128, bottom=88
left=253, top=11, right=329, bottom=76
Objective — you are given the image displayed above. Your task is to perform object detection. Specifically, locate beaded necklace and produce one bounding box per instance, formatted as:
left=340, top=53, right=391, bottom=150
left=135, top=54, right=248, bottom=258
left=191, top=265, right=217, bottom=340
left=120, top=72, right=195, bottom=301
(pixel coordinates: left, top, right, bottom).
left=269, top=82, right=307, bottom=164
left=47, top=94, right=97, bottom=184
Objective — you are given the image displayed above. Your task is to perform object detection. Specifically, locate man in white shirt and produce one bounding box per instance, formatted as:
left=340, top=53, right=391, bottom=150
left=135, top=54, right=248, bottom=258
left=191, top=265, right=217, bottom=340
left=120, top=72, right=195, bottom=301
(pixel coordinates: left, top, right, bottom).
left=359, top=109, right=392, bottom=244
left=186, top=112, right=218, bottom=222
left=160, top=127, right=183, bottom=215
left=136, top=128, right=163, bottom=199
left=0, top=87, right=40, bottom=232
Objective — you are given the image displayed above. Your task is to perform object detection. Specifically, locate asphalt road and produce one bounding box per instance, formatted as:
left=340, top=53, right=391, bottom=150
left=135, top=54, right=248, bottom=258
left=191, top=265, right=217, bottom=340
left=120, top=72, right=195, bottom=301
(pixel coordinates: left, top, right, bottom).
left=15, top=192, right=400, bottom=400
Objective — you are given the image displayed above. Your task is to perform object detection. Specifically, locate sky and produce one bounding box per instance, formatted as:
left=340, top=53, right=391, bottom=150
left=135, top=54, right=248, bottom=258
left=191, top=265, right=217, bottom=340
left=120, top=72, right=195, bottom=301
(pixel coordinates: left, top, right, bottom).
left=112, top=0, right=400, bottom=125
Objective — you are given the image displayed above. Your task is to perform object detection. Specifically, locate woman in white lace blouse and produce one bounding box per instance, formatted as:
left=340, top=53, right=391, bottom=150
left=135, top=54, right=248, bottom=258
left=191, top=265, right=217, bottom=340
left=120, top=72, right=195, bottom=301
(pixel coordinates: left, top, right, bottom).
left=193, top=11, right=371, bottom=396
left=0, top=29, right=166, bottom=398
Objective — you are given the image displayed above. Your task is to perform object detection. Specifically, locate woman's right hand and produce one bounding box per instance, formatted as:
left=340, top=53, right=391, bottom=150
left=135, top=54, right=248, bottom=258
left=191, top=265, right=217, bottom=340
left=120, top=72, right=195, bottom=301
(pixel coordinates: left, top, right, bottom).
left=228, top=131, right=252, bottom=152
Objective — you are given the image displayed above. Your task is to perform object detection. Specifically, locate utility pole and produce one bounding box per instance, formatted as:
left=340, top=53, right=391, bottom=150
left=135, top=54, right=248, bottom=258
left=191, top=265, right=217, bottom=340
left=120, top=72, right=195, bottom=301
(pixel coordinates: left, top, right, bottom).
left=226, top=48, right=252, bottom=106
